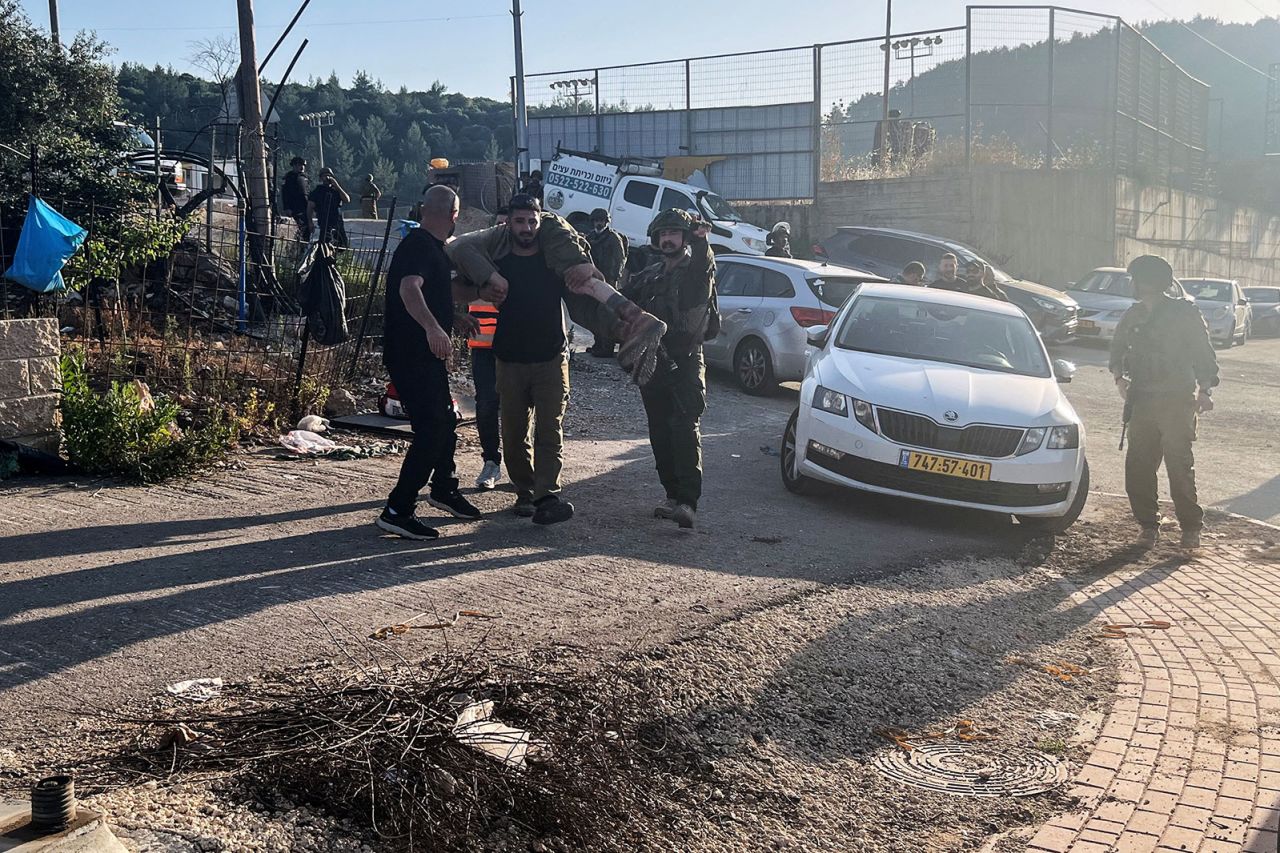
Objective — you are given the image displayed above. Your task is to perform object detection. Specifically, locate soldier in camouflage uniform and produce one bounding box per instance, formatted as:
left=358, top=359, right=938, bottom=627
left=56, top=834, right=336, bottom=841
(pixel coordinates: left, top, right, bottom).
left=586, top=208, right=628, bottom=357
left=1109, top=254, right=1219, bottom=550
left=623, top=208, right=718, bottom=529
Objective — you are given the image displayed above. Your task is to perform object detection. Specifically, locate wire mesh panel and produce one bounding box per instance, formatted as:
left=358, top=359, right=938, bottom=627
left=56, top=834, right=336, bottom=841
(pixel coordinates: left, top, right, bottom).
left=688, top=47, right=813, bottom=109
left=597, top=61, right=687, bottom=112
left=820, top=30, right=966, bottom=179
left=968, top=7, right=1053, bottom=166
left=1048, top=10, right=1119, bottom=167
left=1267, top=64, right=1280, bottom=155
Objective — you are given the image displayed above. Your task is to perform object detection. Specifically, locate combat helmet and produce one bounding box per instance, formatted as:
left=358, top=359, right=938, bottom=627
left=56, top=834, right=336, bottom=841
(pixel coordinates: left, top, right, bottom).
left=647, top=207, right=696, bottom=247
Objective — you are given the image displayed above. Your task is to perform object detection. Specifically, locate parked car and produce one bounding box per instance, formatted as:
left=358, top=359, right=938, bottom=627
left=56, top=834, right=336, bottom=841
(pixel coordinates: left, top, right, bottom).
left=782, top=282, right=1089, bottom=533
left=1067, top=267, right=1189, bottom=342
left=705, top=256, right=887, bottom=395
left=1243, top=287, right=1280, bottom=335
left=1179, top=278, right=1251, bottom=347
left=812, top=226, right=1079, bottom=343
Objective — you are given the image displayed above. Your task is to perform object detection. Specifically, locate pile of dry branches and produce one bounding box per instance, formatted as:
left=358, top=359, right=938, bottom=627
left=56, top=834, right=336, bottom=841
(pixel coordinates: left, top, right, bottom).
left=75, top=653, right=708, bottom=851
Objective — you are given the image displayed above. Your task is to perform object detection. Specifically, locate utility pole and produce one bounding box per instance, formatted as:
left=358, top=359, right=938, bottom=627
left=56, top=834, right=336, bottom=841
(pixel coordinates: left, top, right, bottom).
left=48, top=0, right=59, bottom=45
left=235, top=0, right=276, bottom=290
left=512, top=0, right=530, bottom=178
left=882, top=0, right=892, bottom=125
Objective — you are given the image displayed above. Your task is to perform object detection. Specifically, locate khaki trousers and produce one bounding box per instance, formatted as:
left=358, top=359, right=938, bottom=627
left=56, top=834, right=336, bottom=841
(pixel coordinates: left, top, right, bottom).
left=496, top=353, right=569, bottom=501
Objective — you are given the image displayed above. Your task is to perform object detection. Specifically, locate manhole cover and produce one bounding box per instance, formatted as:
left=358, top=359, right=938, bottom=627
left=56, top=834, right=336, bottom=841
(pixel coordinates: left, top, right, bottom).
left=871, top=743, right=1067, bottom=797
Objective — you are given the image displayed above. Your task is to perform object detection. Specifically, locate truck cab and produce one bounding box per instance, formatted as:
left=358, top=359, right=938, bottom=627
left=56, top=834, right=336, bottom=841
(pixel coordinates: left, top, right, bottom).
left=542, top=149, right=769, bottom=256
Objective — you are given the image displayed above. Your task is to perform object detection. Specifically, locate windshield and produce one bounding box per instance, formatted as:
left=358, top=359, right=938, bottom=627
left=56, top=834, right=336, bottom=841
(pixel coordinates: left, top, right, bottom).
left=698, top=192, right=739, bottom=222
left=1074, top=272, right=1134, bottom=297
left=808, top=276, right=870, bottom=308
left=835, top=295, right=1050, bottom=377
left=131, top=128, right=156, bottom=149
left=1182, top=280, right=1233, bottom=302
left=1244, top=288, right=1279, bottom=303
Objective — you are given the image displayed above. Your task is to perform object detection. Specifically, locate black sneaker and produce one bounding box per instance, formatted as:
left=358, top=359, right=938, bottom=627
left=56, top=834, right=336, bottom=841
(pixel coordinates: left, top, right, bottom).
left=513, top=493, right=536, bottom=517
left=376, top=508, right=440, bottom=541
left=532, top=495, right=574, bottom=526
left=427, top=490, right=482, bottom=521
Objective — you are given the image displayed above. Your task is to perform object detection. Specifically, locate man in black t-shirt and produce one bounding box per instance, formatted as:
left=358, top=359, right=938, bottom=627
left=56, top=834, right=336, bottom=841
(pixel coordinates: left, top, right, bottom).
left=484, top=195, right=575, bottom=525
left=308, top=167, right=350, bottom=247
left=375, top=185, right=488, bottom=541
left=280, top=157, right=311, bottom=240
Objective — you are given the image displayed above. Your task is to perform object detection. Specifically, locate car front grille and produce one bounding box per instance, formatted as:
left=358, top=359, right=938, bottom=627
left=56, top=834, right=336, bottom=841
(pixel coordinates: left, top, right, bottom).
left=876, top=408, right=1024, bottom=458
left=808, top=449, right=1063, bottom=507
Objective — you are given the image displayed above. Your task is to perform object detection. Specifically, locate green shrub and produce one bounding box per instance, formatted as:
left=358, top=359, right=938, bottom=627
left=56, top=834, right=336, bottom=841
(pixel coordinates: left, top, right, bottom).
left=59, top=350, right=239, bottom=483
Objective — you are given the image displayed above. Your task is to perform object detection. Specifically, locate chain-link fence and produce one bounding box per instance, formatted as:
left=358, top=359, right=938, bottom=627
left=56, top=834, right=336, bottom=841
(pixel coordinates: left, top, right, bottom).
left=522, top=5, right=1211, bottom=199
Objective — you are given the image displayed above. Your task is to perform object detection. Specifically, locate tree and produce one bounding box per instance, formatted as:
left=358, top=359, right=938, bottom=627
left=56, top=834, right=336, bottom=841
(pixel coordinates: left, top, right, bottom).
left=0, top=0, right=168, bottom=282
left=188, top=34, right=238, bottom=119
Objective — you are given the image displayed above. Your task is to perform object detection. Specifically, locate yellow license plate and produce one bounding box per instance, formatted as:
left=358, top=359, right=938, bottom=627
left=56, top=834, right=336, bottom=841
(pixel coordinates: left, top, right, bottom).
left=899, top=450, right=991, bottom=481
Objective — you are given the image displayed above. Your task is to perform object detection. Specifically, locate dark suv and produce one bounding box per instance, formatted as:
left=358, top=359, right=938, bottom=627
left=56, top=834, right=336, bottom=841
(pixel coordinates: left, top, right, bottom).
left=813, top=226, right=1078, bottom=343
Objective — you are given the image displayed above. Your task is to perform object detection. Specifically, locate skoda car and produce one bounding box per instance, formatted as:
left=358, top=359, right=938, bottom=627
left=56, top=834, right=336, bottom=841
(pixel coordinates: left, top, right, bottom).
left=781, top=282, right=1089, bottom=532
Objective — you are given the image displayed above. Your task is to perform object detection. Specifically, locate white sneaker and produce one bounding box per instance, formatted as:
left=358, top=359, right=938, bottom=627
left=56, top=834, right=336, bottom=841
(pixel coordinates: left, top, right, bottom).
left=475, top=460, right=502, bottom=490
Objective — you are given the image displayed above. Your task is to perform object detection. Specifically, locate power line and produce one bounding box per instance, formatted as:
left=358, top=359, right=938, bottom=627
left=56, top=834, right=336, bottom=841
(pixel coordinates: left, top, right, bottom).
left=1140, top=0, right=1273, bottom=79
left=91, top=12, right=508, bottom=33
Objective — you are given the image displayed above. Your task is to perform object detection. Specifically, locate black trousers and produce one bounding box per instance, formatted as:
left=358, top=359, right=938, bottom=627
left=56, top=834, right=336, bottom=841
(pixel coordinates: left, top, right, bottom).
left=470, top=347, right=501, bottom=464
left=385, top=356, right=459, bottom=515
left=640, top=351, right=706, bottom=510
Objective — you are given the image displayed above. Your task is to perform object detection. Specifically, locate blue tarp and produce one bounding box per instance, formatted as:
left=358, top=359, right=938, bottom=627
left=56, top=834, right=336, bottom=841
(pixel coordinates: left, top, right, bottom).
left=3, top=196, right=87, bottom=293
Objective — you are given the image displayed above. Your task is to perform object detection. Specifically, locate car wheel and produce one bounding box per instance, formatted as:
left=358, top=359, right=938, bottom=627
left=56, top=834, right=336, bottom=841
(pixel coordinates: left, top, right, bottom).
left=780, top=409, right=812, bottom=495
left=1016, top=459, right=1089, bottom=535
left=734, top=338, right=775, bottom=396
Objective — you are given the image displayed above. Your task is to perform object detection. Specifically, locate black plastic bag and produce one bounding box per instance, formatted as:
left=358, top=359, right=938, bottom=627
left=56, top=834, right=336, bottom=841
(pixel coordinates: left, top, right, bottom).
left=299, top=243, right=349, bottom=345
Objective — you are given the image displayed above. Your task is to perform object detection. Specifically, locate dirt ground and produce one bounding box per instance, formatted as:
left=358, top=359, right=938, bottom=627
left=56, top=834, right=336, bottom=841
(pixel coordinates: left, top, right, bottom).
left=2, top=352, right=1275, bottom=851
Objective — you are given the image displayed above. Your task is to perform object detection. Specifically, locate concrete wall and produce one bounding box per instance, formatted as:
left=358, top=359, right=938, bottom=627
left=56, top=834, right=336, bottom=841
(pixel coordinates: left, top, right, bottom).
left=1113, top=176, right=1280, bottom=289
left=814, top=170, right=1280, bottom=290
left=0, top=319, right=60, bottom=453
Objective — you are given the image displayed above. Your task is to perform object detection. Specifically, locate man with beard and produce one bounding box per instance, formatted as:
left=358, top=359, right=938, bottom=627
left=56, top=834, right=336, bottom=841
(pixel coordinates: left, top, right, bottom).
left=586, top=208, right=627, bottom=357
left=623, top=208, right=718, bottom=529
left=446, top=195, right=666, bottom=524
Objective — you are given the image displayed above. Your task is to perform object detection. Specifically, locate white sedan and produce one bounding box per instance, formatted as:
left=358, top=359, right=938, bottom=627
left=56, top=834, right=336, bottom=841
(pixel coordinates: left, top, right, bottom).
left=781, top=283, right=1089, bottom=532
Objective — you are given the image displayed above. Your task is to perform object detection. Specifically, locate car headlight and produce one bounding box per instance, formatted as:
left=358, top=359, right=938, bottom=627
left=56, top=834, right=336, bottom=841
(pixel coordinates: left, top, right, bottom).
left=812, top=386, right=848, bottom=417
left=743, top=236, right=767, bottom=252
left=852, top=398, right=878, bottom=433
left=1016, top=427, right=1046, bottom=456
left=1032, top=295, right=1064, bottom=315
left=1047, top=424, right=1080, bottom=449
left=1105, top=309, right=1127, bottom=320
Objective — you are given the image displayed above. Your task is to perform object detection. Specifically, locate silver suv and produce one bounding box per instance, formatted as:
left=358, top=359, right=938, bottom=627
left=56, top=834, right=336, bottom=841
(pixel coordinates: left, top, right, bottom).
left=705, top=256, right=885, bottom=394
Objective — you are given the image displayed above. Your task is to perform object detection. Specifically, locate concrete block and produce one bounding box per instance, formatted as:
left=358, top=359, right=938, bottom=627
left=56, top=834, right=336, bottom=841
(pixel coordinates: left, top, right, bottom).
left=0, top=320, right=59, bottom=360
left=26, top=358, right=59, bottom=395
left=0, top=395, right=58, bottom=440
left=0, top=360, right=29, bottom=399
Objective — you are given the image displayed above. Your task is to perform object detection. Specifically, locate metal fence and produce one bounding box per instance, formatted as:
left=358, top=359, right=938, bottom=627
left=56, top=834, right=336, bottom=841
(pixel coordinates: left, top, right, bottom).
left=1, top=193, right=401, bottom=426
left=521, top=5, right=1210, bottom=199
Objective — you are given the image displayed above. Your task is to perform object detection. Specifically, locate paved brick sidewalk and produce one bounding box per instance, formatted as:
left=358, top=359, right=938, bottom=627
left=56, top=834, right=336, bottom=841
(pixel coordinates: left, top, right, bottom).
left=1027, top=542, right=1280, bottom=853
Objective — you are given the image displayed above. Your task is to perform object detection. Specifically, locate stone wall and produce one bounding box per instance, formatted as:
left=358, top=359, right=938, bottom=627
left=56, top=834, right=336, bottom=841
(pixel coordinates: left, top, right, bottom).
left=0, top=319, right=60, bottom=453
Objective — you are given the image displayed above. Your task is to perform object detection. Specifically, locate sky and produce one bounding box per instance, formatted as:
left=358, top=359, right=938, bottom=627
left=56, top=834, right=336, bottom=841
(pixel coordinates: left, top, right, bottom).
left=18, top=0, right=1276, bottom=101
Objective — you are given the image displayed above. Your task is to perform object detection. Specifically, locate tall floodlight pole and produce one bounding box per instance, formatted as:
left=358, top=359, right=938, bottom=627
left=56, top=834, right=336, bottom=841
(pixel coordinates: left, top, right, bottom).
left=301, top=111, right=335, bottom=167
left=236, top=0, right=274, bottom=253
left=512, top=0, right=530, bottom=177
left=48, top=0, right=59, bottom=44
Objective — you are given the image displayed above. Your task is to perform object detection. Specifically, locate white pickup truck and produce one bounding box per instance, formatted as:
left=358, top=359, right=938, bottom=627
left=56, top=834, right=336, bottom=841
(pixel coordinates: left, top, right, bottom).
left=541, top=148, right=770, bottom=256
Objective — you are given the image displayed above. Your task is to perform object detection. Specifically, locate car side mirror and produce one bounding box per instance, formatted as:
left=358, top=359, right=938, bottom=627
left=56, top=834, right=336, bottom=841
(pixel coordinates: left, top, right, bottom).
left=1239, top=298, right=1249, bottom=306
left=1053, top=358, right=1076, bottom=384
left=806, top=325, right=830, bottom=348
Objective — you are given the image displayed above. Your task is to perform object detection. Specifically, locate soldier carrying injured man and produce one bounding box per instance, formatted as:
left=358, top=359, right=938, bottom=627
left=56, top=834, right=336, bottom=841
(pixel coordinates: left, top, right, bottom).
left=445, top=194, right=668, bottom=523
